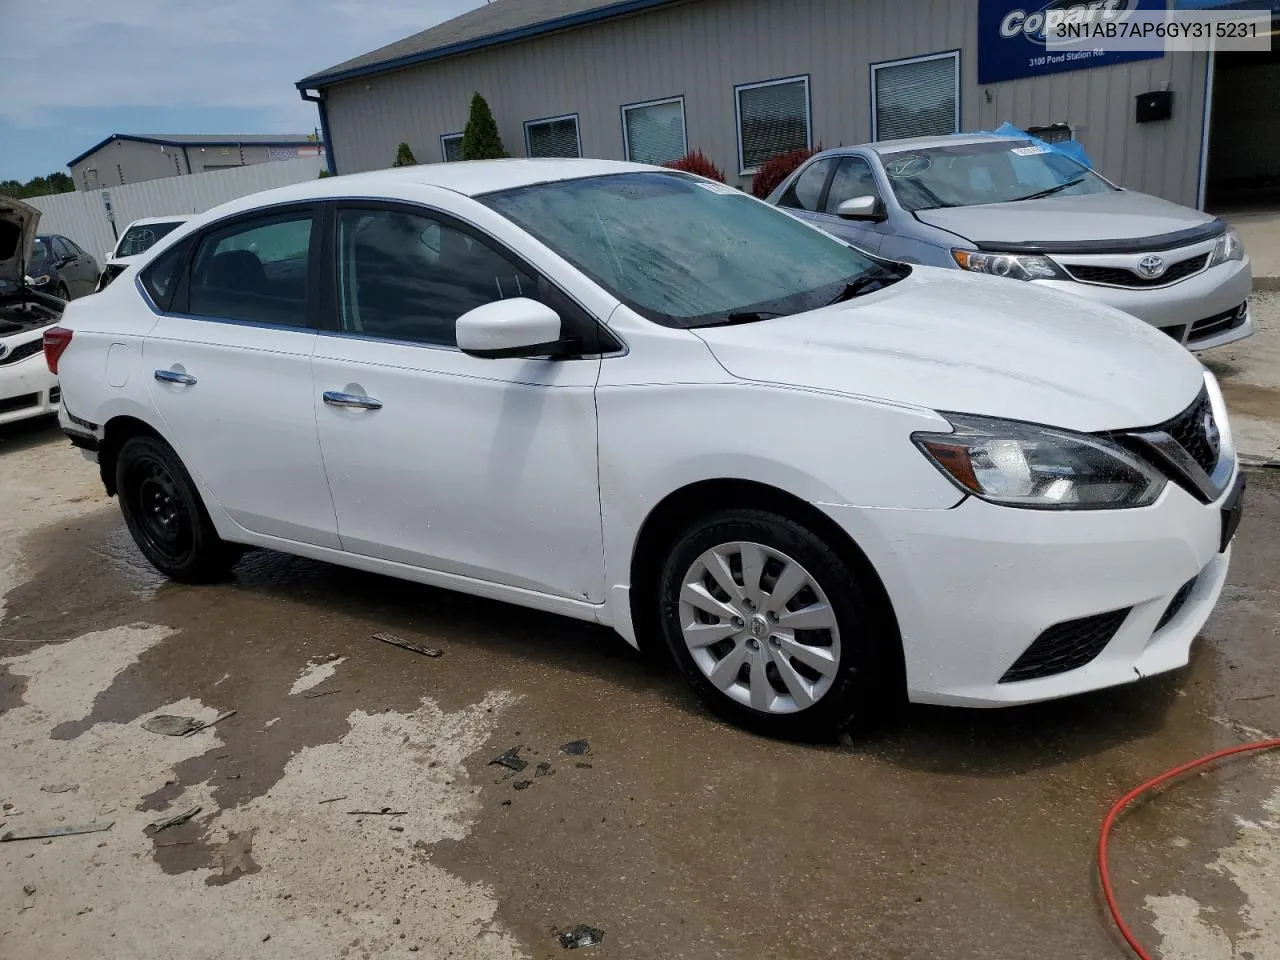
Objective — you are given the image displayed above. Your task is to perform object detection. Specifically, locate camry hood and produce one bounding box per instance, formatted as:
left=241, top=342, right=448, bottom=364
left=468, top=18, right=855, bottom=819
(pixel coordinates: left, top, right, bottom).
left=915, top=190, right=1221, bottom=250
left=693, top=267, right=1206, bottom=433
left=0, top=196, right=40, bottom=285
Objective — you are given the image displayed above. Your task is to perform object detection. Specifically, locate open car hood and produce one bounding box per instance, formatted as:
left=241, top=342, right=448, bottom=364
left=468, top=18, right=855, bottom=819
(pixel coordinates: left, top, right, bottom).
left=0, top=195, right=40, bottom=285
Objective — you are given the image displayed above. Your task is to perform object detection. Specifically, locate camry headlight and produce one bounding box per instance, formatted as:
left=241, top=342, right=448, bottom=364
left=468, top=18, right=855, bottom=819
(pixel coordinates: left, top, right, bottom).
left=24, top=274, right=51, bottom=287
left=913, top=414, right=1166, bottom=510
left=951, top=249, right=1067, bottom=281
left=1208, top=226, right=1244, bottom=267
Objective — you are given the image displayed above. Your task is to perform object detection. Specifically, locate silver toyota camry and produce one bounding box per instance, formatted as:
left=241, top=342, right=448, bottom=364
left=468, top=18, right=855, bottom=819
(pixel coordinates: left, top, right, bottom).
left=767, top=134, right=1253, bottom=351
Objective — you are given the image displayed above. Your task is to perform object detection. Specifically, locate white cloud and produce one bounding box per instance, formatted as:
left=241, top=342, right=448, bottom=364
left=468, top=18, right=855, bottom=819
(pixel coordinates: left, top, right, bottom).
left=0, top=0, right=485, bottom=127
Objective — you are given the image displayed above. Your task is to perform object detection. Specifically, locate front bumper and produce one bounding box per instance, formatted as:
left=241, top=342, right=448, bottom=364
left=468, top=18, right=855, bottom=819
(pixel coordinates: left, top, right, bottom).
left=1030, top=257, right=1253, bottom=350
left=0, top=352, right=59, bottom=426
left=820, top=471, right=1236, bottom=707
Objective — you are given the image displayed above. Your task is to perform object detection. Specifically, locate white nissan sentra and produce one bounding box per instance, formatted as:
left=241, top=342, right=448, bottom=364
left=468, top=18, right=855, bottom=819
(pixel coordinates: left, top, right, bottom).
left=47, top=160, right=1244, bottom=738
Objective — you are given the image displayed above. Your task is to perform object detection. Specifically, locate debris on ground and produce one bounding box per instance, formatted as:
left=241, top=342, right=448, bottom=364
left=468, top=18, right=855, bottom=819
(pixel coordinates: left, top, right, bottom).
left=303, top=689, right=340, bottom=699
left=560, top=740, right=590, bottom=756
left=347, top=807, right=406, bottom=816
left=575, top=762, right=593, bottom=769
left=144, top=806, right=201, bottom=836
left=318, top=796, right=348, bottom=805
left=22, top=884, right=36, bottom=896
left=513, top=780, right=533, bottom=791
left=142, top=711, right=236, bottom=737
left=536, top=761, right=554, bottom=778
left=2, top=821, right=114, bottom=842
left=40, top=783, right=78, bottom=794
left=557, top=924, right=605, bottom=949
left=488, top=747, right=528, bottom=772
left=142, top=715, right=203, bottom=736
left=371, top=632, right=442, bottom=658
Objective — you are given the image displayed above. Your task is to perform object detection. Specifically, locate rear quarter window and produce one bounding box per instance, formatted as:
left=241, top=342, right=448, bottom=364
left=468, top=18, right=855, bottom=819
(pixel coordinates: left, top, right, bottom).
left=139, top=239, right=193, bottom=312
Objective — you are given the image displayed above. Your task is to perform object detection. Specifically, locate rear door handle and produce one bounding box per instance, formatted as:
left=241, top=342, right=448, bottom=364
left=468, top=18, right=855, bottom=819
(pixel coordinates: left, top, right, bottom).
left=323, top=390, right=382, bottom=410
left=154, top=369, right=197, bottom=385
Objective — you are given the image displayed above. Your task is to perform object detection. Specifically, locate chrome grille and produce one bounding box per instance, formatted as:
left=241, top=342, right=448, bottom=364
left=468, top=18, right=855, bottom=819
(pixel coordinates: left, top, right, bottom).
left=0, top=340, right=43, bottom=367
left=1065, top=254, right=1208, bottom=288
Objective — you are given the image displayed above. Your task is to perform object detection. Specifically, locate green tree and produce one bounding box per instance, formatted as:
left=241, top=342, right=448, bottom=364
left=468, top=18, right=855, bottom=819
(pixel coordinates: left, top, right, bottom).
left=0, top=180, right=24, bottom=199
left=0, top=172, right=76, bottom=199
left=461, top=93, right=506, bottom=160
left=393, top=142, right=417, bottom=167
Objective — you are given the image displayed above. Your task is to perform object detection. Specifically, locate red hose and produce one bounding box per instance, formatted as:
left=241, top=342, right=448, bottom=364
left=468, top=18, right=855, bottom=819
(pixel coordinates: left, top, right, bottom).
left=1098, top=737, right=1280, bottom=959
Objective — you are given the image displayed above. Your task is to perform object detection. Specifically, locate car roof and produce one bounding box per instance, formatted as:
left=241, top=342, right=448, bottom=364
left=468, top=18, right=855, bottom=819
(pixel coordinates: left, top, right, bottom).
left=124, top=215, right=193, bottom=228
left=196, top=158, right=655, bottom=223
left=813, top=134, right=1026, bottom=160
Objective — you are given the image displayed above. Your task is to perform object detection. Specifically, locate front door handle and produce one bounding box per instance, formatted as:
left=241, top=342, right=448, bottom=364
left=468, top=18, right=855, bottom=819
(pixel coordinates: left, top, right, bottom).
left=323, top=390, right=382, bottom=410
left=154, top=369, right=197, bottom=385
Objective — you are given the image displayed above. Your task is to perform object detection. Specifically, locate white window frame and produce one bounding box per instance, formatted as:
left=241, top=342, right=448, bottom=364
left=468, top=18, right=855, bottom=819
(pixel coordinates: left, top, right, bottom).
left=523, top=113, right=582, bottom=159
left=734, top=75, right=811, bottom=177
left=620, top=95, right=688, bottom=164
left=870, top=50, right=961, bottom=142
left=439, top=132, right=464, bottom=162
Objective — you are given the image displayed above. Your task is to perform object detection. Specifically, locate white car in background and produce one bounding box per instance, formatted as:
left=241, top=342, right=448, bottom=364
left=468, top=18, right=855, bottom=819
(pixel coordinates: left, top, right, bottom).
left=97, top=215, right=191, bottom=292
left=47, top=161, right=1244, bottom=737
left=1, top=196, right=64, bottom=426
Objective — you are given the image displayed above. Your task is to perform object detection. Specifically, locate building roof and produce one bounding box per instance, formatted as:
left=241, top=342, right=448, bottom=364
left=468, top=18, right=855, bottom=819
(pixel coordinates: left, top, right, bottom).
left=297, top=0, right=687, bottom=89
left=68, top=134, right=319, bottom=168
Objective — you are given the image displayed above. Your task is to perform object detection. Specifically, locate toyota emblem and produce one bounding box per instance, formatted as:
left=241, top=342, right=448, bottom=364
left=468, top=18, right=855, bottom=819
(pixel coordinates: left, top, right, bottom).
left=1137, top=255, right=1166, bottom=279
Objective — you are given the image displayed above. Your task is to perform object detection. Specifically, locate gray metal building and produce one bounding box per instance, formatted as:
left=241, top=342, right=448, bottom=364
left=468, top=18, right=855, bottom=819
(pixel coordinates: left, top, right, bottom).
left=298, top=0, right=1280, bottom=209
left=68, top=134, right=325, bottom=191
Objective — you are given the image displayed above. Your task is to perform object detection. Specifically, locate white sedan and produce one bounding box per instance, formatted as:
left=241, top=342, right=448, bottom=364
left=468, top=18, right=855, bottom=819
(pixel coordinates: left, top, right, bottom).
left=47, top=160, right=1244, bottom=737
left=96, top=215, right=192, bottom=292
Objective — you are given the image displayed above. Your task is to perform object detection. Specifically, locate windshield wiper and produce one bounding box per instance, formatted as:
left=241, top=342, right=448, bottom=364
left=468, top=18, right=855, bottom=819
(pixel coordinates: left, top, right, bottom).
left=826, top=266, right=906, bottom=305
left=1010, top=177, right=1087, bottom=203
left=696, top=310, right=785, bottom=327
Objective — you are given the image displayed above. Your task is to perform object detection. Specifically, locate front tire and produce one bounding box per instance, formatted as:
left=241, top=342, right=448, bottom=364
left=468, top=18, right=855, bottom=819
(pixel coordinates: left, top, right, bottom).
left=115, top=435, right=241, bottom=582
left=658, top=509, right=895, bottom=739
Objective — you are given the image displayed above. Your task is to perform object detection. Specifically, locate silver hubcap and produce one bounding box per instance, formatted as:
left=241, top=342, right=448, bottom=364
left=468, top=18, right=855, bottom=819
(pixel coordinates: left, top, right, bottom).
left=678, top=541, right=841, bottom=715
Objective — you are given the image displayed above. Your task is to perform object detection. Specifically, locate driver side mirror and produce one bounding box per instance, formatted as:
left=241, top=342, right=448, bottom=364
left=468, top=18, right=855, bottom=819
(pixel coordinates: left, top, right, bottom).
left=836, top=196, right=886, bottom=222
left=104, top=250, right=116, bottom=261
left=456, top=297, right=567, bottom=359
left=57, top=254, right=76, bottom=267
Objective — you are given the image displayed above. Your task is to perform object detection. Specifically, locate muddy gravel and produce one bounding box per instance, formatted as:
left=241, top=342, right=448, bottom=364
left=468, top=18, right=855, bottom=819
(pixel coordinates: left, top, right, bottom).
left=1, top=414, right=1278, bottom=960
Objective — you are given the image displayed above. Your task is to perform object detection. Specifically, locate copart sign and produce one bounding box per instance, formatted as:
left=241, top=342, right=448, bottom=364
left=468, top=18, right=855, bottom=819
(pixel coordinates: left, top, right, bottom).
left=977, top=0, right=1165, bottom=84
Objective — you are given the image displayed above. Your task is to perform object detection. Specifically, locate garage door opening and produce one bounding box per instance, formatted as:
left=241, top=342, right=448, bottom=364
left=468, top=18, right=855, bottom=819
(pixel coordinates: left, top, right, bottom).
left=1204, top=38, right=1280, bottom=211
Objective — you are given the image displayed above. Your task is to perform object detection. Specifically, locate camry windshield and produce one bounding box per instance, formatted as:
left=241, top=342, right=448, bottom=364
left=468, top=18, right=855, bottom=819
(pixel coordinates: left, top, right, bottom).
left=116, top=221, right=182, bottom=257
left=881, top=140, right=1114, bottom=212
left=481, top=171, right=902, bottom=328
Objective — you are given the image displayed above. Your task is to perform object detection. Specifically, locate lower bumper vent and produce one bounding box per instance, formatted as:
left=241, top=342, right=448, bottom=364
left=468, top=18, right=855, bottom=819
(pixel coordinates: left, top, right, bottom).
left=1000, top=608, right=1132, bottom=683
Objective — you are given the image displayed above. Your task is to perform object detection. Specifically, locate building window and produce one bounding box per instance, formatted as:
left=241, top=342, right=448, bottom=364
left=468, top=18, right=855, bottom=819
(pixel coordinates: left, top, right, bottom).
left=621, top=96, right=687, bottom=165
left=440, top=133, right=464, bottom=162
left=735, top=76, right=811, bottom=175
left=524, top=114, right=581, bottom=158
left=871, top=51, right=960, bottom=142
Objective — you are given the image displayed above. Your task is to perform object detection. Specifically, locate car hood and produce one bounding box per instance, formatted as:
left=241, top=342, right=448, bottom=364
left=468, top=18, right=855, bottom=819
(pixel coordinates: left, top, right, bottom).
left=0, top=196, right=40, bottom=284
left=693, top=267, right=1206, bottom=433
left=914, top=189, right=1221, bottom=250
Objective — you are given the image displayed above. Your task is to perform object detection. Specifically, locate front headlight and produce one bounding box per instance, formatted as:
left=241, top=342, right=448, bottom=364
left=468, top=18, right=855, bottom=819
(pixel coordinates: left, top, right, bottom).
left=913, top=414, right=1166, bottom=510
left=951, top=249, right=1067, bottom=281
left=24, top=274, right=51, bottom=287
left=1208, top=226, right=1244, bottom=267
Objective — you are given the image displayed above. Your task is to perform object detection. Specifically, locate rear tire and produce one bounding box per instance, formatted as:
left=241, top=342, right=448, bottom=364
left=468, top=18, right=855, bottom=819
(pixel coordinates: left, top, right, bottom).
left=657, top=509, right=896, bottom=740
left=115, top=435, right=241, bottom=583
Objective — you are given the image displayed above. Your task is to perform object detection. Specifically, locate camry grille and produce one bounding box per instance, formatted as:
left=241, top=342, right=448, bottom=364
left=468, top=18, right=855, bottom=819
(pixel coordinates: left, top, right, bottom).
left=1065, top=254, right=1208, bottom=288
left=0, top=340, right=44, bottom=366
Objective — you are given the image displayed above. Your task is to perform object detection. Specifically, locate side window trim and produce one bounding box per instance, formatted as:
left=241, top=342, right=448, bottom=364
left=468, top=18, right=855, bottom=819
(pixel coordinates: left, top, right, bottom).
left=163, top=203, right=322, bottom=331
left=321, top=199, right=622, bottom=357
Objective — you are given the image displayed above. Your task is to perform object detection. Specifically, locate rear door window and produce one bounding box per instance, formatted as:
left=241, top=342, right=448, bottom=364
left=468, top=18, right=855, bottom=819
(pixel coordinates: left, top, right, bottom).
left=186, top=212, right=314, bottom=327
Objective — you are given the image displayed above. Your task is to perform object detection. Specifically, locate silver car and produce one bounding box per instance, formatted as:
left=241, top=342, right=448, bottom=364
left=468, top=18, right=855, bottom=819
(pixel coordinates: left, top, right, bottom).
left=767, top=134, right=1253, bottom=351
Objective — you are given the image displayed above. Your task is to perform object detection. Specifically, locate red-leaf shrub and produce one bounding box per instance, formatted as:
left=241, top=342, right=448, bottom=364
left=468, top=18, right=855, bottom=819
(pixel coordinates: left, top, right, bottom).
left=663, top=150, right=726, bottom=183
left=750, top=146, right=821, bottom=199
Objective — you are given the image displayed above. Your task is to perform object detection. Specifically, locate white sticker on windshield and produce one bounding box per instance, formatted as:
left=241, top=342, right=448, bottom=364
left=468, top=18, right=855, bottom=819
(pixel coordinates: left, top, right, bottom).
left=694, top=181, right=739, bottom=195
left=1012, top=145, right=1049, bottom=156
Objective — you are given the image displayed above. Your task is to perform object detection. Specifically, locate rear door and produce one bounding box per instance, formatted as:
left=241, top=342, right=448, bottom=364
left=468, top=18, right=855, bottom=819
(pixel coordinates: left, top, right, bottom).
left=142, top=205, right=340, bottom=548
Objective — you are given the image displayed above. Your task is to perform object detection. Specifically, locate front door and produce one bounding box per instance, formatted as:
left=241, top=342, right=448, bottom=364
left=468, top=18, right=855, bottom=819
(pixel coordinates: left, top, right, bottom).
left=807, top=156, right=892, bottom=253
left=143, top=206, right=340, bottom=548
left=312, top=203, right=605, bottom=602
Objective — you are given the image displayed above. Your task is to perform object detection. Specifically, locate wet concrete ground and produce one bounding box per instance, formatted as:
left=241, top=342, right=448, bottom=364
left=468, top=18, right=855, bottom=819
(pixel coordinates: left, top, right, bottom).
left=2, top=417, right=1278, bottom=960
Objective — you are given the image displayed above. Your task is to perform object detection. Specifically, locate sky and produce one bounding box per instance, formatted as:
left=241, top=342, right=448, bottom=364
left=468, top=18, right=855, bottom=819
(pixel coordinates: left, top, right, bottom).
left=0, top=0, right=486, bottom=182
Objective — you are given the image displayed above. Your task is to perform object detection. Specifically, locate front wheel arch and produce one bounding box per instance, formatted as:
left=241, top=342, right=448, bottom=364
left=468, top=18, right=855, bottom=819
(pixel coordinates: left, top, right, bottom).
left=628, top=479, right=903, bottom=686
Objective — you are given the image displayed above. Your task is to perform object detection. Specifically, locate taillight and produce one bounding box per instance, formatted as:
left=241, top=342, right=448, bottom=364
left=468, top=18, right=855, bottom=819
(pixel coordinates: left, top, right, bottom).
left=43, top=326, right=73, bottom=374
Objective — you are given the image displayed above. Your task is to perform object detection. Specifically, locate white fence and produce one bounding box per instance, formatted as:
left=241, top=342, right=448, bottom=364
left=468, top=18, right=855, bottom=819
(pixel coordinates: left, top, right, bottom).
left=28, top=157, right=325, bottom=259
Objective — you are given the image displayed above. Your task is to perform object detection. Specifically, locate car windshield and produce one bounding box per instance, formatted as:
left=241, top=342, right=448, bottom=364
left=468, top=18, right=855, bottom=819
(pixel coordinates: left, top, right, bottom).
left=880, top=139, right=1114, bottom=212
left=116, top=221, right=183, bottom=258
left=29, top=237, right=49, bottom=266
left=481, top=171, right=901, bottom=328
